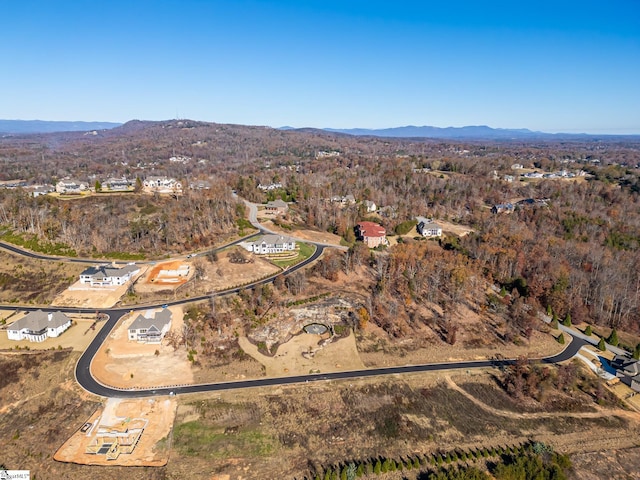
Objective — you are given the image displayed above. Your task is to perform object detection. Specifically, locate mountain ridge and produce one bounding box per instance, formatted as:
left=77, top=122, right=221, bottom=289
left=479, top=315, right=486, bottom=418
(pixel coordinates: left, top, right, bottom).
left=0, top=119, right=122, bottom=134
left=321, top=125, right=580, bottom=140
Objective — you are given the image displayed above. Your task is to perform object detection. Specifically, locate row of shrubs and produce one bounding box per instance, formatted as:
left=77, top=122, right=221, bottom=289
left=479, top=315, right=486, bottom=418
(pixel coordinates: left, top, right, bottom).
left=307, top=441, right=548, bottom=479
left=286, top=292, right=331, bottom=307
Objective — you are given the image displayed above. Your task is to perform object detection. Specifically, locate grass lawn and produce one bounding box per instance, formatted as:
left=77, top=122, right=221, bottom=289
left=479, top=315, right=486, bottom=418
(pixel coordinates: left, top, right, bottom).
left=270, top=242, right=316, bottom=268
left=173, top=420, right=277, bottom=459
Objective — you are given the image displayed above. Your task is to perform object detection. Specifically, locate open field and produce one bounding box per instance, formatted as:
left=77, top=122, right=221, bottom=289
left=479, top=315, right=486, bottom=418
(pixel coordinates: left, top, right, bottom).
left=2, top=345, right=640, bottom=479
left=0, top=250, right=85, bottom=304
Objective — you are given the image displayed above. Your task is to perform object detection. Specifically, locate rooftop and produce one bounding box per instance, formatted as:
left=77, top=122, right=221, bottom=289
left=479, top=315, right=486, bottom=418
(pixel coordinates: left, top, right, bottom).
left=8, top=310, right=71, bottom=333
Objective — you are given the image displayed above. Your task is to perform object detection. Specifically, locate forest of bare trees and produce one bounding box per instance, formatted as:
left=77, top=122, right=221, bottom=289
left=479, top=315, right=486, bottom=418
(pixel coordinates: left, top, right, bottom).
left=1, top=119, right=639, bottom=335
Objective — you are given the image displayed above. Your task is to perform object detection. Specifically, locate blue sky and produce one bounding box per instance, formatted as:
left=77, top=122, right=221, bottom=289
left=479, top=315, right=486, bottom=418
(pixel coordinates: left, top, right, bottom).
left=2, top=1, right=639, bottom=133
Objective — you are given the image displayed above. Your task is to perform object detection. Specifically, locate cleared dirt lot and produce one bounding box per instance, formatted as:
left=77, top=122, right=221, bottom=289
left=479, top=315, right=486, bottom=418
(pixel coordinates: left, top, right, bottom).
left=54, top=396, right=177, bottom=466
left=91, top=306, right=195, bottom=388
left=194, top=247, right=280, bottom=291
left=239, top=330, right=365, bottom=377
left=139, top=259, right=192, bottom=290
left=51, top=266, right=148, bottom=309
left=259, top=218, right=344, bottom=245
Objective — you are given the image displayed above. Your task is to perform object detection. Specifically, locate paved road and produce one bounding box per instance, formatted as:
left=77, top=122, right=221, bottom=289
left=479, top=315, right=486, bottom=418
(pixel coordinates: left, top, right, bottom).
left=73, top=310, right=588, bottom=398
left=1, top=202, right=589, bottom=399
left=539, top=313, right=629, bottom=357
left=242, top=198, right=348, bottom=250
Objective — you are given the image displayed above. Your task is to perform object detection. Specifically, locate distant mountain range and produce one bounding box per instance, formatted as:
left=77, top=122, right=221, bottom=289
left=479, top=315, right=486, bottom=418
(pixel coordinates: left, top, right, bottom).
left=1, top=119, right=636, bottom=140
left=321, top=125, right=586, bottom=140
left=0, top=120, right=122, bottom=134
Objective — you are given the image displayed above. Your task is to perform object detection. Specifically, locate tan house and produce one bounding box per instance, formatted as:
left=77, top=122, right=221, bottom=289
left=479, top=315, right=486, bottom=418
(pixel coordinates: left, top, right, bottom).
left=264, top=199, right=289, bottom=215
left=355, top=221, right=388, bottom=248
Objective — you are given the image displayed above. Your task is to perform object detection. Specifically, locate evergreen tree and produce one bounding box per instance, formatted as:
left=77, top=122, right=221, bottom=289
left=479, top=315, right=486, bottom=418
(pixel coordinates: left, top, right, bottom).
left=562, top=313, right=571, bottom=326
left=633, top=343, right=640, bottom=360
left=607, top=328, right=619, bottom=347
left=598, top=337, right=607, bottom=351
left=551, top=314, right=559, bottom=329
left=547, top=304, right=553, bottom=316
left=557, top=333, right=565, bottom=344
left=373, top=459, right=381, bottom=474
left=584, top=325, right=592, bottom=336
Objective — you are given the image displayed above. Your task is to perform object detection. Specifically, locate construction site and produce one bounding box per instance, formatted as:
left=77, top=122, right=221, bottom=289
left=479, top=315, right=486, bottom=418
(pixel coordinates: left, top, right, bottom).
left=54, top=397, right=177, bottom=466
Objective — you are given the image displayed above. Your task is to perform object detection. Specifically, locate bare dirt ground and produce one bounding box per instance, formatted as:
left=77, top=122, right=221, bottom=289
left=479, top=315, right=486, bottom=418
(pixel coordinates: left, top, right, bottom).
left=127, top=248, right=280, bottom=307
left=138, top=260, right=192, bottom=290
left=0, top=312, right=100, bottom=352
left=54, top=396, right=177, bottom=466
left=198, top=247, right=281, bottom=290
left=259, top=218, right=344, bottom=245
left=91, top=305, right=195, bottom=389
left=51, top=266, right=148, bottom=308
left=239, top=330, right=365, bottom=377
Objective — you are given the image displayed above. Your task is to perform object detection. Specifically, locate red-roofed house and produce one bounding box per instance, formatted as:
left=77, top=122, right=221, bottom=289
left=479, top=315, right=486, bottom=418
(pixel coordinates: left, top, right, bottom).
left=355, top=221, right=388, bottom=248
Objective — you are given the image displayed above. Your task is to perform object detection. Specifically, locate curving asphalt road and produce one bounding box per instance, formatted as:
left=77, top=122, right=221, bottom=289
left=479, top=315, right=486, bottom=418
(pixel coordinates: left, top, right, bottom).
left=1, top=200, right=587, bottom=399
left=74, top=310, right=589, bottom=398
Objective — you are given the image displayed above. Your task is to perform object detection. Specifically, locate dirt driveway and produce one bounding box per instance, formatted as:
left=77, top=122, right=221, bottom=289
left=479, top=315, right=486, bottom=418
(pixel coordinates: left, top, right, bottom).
left=239, top=330, right=365, bottom=377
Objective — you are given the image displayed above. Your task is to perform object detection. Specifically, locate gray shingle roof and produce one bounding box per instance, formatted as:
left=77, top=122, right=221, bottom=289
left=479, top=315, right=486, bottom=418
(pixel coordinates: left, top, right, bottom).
left=129, top=309, right=172, bottom=332
left=80, top=264, right=139, bottom=279
left=8, top=310, right=71, bottom=333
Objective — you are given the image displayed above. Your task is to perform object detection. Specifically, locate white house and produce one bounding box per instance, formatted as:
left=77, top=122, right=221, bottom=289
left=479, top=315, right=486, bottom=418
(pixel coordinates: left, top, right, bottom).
left=128, top=309, right=172, bottom=343
left=242, top=234, right=296, bottom=254
left=29, top=185, right=54, bottom=197
left=416, top=217, right=443, bottom=238
left=364, top=200, right=377, bottom=213
left=143, top=176, right=182, bottom=194
left=104, top=177, right=132, bottom=191
left=56, top=179, right=87, bottom=194
left=7, top=310, right=72, bottom=342
left=79, top=264, right=140, bottom=287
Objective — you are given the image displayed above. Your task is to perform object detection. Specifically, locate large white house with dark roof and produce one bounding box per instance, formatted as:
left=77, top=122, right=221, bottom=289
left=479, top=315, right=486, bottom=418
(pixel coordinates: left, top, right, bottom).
left=416, top=216, right=443, bottom=238
left=79, top=264, right=140, bottom=287
left=7, top=310, right=72, bottom=342
left=128, top=309, right=172, bottom=343
left=242, top=234, right=296, bottom=255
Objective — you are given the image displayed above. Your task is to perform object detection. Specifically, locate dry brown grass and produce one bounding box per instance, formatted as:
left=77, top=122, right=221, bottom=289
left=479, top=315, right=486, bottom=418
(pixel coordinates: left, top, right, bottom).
left=0, top=250, right=85, bottom=304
